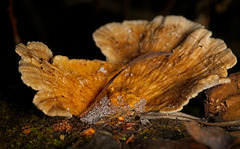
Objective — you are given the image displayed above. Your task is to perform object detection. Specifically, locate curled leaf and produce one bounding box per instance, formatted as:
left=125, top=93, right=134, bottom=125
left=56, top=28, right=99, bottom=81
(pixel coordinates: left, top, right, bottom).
left=185, top=121, right=235, bottom=149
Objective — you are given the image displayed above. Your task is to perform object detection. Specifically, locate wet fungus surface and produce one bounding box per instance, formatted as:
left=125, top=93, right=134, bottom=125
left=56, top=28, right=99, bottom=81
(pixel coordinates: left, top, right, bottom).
left=16, top=15, right=237, bottom=122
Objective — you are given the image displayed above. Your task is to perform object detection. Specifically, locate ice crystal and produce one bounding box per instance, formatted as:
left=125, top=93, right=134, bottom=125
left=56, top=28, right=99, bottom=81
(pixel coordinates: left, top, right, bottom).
left=134, top=98, right=147, bottom=112
left=80, top=96, right=113, bottom=124
left=80, top=96, right=147, bottom=124
left=140, top=118, right=150, bottom=125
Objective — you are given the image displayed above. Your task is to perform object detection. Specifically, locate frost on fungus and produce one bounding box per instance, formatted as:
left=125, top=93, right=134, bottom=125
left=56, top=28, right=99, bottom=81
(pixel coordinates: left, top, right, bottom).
left=80, top=96, right=147, bottom=124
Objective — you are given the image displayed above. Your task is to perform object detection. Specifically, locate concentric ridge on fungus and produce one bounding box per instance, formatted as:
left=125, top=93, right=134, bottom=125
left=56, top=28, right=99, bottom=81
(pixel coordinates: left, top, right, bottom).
left=16, top=15, right=237, bottom=117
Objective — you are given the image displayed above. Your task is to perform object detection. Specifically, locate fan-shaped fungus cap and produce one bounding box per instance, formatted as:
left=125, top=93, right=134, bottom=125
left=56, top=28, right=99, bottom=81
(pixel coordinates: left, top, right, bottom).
left=93, top=16, right=203, bottom=63
left=93, top=15, right=237, bottom=113
left=16, top=42, right=120, bottom=117
left=16, top=15, right=237, bottom=118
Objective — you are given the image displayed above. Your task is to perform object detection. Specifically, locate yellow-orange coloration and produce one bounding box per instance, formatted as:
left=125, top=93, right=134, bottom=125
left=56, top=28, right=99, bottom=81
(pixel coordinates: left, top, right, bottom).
left=16, top=42, right=120, bottom=117
left=118, top=116, right=125, bottom=122
left=16, top=15, right=237, bottom=118
left=82, top=128, right=96, bottom=137
left=94, top=15, right=237, bottom=113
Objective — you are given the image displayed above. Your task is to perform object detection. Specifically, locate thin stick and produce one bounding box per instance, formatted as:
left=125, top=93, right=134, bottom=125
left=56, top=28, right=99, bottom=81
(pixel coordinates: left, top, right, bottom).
left=139, top=111, right=240, bottom=126
left=139, top=112, right=200, bottom=121
left=197, top=120, right=240, bottom=126
left=8, top=0, right=21, bottom=44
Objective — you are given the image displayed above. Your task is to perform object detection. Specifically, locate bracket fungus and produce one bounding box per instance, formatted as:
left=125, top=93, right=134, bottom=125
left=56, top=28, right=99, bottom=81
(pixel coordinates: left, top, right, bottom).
left=16, top=15, right=237, bottom=119
left=16, top=42, right=121, bottom=117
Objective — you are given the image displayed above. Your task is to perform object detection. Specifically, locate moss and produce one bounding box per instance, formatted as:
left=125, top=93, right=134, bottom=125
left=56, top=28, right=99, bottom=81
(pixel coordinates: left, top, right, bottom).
left=0, top=100, right=194, bottom=148
left=16, top=142, right=21, bottom=146
left=116, top=134, right=128, bottom=141
left=30, top=127, right=37, bottom=132
left=52, top=139, right=63, bottom=146
left=0, top=100, right=71, bottom=148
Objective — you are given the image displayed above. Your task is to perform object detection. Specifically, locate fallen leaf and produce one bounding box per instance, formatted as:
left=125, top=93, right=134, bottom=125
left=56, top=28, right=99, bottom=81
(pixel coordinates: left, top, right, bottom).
left=137, top=138, right=208, bottom=149
left=22, top=126, right=31, bottom=134
left=185, top=121, right=235, bottom=149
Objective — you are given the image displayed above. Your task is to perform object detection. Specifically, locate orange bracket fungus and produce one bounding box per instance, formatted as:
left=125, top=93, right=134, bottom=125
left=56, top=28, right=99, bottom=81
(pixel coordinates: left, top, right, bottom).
left=16, top=15, right=237, bottom=122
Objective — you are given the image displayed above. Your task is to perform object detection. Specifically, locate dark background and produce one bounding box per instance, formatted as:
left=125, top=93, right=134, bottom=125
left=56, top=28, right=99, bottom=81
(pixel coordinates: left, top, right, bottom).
left=1, top=0, right=240, bottom=116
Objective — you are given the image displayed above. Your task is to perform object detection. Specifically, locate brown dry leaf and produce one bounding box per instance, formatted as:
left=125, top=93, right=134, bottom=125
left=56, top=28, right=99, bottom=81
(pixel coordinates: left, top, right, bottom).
left=22, top=126, right=31, bottom=134
left=185, top=121, right=235, bottom=149
left=16, top=42, right=120, bottom=117
left=206, top=72, right=240, bottom=121
left=138, top=138, right=208, bottom=149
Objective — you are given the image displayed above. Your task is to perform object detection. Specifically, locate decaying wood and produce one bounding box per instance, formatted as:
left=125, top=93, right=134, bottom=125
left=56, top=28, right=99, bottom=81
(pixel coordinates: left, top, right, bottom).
left=206, top=72, right=240, bottom=121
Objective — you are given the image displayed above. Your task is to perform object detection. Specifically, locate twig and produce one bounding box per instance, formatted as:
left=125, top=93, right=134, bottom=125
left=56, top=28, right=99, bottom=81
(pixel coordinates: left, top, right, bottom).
left=139, top=111, right=240, bottom=127
left=139, top=112, right=200, bottom=121
left=8, top=0, right=21, bottom=44
left=197, top=120, right=240, bottom=127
